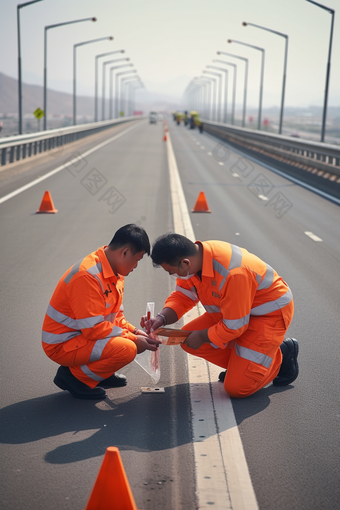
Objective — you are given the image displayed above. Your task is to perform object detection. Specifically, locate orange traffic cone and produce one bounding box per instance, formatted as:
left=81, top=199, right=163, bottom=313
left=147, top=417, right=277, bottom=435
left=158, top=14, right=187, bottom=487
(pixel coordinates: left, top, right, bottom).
left=163, top=133, right=167, bottom=141
left=191, top=191, right=211, bottom=213
left=84, top=447, right=138, bottom=510
left=36, top=190, right=58, bottom=213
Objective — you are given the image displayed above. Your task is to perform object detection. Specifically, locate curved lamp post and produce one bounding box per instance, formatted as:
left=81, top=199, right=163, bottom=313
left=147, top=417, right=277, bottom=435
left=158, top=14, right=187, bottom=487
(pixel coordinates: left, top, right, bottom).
left=122, top=78, right=141, bottom=115
left=211, top=61, right=237, bottom=125
left=243, top=21, right=288, bottom=135
left=194, top=79, right=211, bottom=119
left=120, top=76, right=139, bottom=115
left=217, top=51, right=248, bottom=127
left=17, top=0, right=44, bottom=134
left=203, top=71, right=222, bottom=122
left=198, top=77, right=214, bottom=120
left=228, top=39, right=265, bottom=130
left=101, top=58, right=130, bottom=120
left=115, top=70, right=137, bottom=118
left=305, top=0, right=335, bottom=142
left=109, top=64, right=133, bottom=119
left=44, top=17, right=98, bottom=130
left=95, top=49, right=125, bottom=122
left=129, top=82, right=144, bottom=116
left=208, top=64, right=230, bottom=124
left=73, top=37, right=113, bottom=125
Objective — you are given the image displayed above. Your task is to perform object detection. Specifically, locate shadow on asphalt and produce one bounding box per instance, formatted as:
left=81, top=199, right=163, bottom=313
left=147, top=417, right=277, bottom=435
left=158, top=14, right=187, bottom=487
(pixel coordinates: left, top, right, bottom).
left=0, top=382, right=293, bottom=464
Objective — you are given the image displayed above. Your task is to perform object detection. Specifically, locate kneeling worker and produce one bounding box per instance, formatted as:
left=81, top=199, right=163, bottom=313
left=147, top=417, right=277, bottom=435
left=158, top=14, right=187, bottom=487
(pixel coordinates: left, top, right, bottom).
left=42, top=224, right=160, bottom=400
left=142, top=233, right=298, bottom=398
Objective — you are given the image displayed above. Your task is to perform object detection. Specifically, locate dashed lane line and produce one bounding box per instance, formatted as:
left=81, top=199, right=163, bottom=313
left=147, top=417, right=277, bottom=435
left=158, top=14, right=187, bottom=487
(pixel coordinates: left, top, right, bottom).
left=166, top=129, right=259, bottom=510
left=305, top=231, right=323, bottom=242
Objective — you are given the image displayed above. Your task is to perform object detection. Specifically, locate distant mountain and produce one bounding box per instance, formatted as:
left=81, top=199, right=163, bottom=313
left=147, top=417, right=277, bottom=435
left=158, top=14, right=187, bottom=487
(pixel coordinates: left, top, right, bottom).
left=0, top=72, right=101, bottom=117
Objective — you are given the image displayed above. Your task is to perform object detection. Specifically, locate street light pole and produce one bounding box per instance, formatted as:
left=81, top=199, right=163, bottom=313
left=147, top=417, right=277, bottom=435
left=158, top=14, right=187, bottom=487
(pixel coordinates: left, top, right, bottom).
left=210, top=64, right=235, bottom=124
left=129, top=82, right=144, bottom=115
left=102, top=58, right=131, bottom=120
left=115, top=70, right=137, bottom=118
left=17, top=0, right=44, bottom=135
left=217, top=51, right=248, bottom=127
left=73, top=37, right=113, bottom=125
left=305, top=0, right=335, bottom=142
left=242, top=21, right=288, bottom=135
left=109, top=64, right=133, bottom=119
left=122, top=78, right=140, bottom=115
left=203, top=71, right=222, bottom=122
left=44, top=17, right=98, bottom=130
left=95, top=49, right=125, bottom=122
left=228, top=39, right=265, bottom=130
left=199, top=77, right=214, bottom=120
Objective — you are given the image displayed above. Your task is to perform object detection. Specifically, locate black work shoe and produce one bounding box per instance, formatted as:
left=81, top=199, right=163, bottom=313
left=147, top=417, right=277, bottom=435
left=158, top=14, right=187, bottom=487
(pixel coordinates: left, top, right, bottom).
left=273, top=338, right=299, bottom=386
left=53, top=366, right=106, bottom=400
left=218, top=370, right=227, bottom=382
left=100, top=373, right=127, bottom=388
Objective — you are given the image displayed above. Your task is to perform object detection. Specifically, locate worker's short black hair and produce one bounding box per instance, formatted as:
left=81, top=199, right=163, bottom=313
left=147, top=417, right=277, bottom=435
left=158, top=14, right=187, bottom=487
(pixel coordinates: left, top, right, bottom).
left=151, top=233, right=196, bottom=267
left=108, top=224, right=150, bottom=255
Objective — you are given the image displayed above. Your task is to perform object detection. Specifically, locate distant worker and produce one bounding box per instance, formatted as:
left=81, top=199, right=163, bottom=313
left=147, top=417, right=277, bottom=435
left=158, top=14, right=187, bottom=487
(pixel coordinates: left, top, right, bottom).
left=141, top=233, right=298, bottom=399
left=183, top=111, right=188, bottom=126
left=176, top=112, right=181, bottom=125
left=42, top=224, right=160, bottom=400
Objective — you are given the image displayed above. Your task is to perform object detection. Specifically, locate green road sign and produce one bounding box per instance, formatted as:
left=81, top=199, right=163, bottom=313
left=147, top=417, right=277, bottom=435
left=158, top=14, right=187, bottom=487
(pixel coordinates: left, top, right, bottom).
left=33, top=108, right=44, bottom=120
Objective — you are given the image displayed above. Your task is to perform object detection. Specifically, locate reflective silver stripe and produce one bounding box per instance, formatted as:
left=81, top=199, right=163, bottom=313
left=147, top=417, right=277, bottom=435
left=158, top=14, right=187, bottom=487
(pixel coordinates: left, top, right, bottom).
left=89, top=338, right=112, bottom=362
left=204, top=305, right=221, bottom=314
left=105, top=302, right=111, bottom=309
left=87, top=263, right=102, bottom=276
left=42, top=330, right=81, bottom=344
left=223, top=314, right=250, bottom=330
left=258, top=264, right=274, bottom=290
left=46, top=304, right=104, bottom=330
left=250, top=288, right=293, bottom=316
left=93, top=274, right=104, bottom=292
left=256, top=273, right=262, bottom=285
left=103, top=312, right=117, bottom=322
left=235, top=343, right=273, bottom=369
left=64, top=260, right=82, bottom=284
left=108, top=325, right=123, bottom=337
left=175, top=285, right=198, bottom=301
left=213, top=259, right=229, bottom=291
left=80, top=365, right=104, bottom=382
left=210, top=342, right=220, bottom=349
left=229, top=245, right=243, bottom=270
left=120, top=304, right=124, bottom=311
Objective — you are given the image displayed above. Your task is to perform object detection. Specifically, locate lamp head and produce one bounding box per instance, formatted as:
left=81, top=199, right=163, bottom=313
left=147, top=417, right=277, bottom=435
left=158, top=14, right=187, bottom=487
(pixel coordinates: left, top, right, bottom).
left=242, top=22, right=247, bottom=26
left=109, top=36, right=114, bottom=40
left=227, top=39, right=232, bottom=43
left=121, top=50, right=125, bottom=53
left=126, top=58, right=130, bottom=61
left=92, top=17, right=97, bottom=22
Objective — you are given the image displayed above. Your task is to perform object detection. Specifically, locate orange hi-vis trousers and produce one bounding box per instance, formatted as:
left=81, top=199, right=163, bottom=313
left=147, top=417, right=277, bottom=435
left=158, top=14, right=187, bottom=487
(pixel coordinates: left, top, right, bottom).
left=181, top=302, right=293, bottom=398
left=46, top=337, right=137, bottom=388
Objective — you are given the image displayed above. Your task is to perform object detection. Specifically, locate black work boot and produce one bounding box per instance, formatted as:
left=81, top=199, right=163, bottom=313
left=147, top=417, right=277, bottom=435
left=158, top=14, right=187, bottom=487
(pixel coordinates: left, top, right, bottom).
left=100, top=373, right=127, bottom=388
left=54, top=366, right=106, bottom=399
left=218, top=370, right=227, bottom=382
left=273, top=338, right=299, bottom=386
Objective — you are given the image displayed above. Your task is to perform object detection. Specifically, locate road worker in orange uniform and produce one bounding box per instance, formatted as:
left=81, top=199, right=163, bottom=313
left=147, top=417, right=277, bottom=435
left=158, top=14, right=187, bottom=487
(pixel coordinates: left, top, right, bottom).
left=42, top=224, right=160, bottom=400
left=142, top=233, right=298, bottom=398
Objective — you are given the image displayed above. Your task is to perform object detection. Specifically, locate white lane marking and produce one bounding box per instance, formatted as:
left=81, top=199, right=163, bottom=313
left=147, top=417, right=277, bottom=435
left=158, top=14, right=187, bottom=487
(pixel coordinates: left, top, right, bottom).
left=305, top=231, right=323, bottom=242
left=218, top=162, right=224, bottom=166
left=258, top=194, right=269, bottom=201
left=166, top=131, right=259, bottom=510
left=207, top=152, right=212, bottom=156
left=0, top=121, right=144, bottom=205
left=200, top=146, right=205, bottom=149
left=232, top=172, right=240, bottom=178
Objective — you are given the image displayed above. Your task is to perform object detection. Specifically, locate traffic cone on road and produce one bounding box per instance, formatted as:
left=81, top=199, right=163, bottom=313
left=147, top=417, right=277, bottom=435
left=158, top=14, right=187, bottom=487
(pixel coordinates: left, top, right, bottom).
left=191, top=191, right=211, bottom=213
left=36, top=190, right=58, bottom=213
left=163, top=133, right=167, bottom=141
left=84, top=447, right=138, bottom=510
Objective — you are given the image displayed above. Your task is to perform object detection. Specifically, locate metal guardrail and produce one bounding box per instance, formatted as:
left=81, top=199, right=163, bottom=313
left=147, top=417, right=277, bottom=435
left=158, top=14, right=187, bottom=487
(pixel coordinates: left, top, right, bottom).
left=0, top=116, right=144, bottom=166
left=202, top=120, right=340, bottom=177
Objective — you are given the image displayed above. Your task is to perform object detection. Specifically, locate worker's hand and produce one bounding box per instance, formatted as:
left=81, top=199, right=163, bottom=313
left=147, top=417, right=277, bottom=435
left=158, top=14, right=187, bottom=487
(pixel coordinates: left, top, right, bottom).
left=134, top=335, right=161, bottom=354
left=140, top=315, right=163, bottom=334
left=134, top=328, right=149, bottom=338
left=183, top=330, right=209, bottom=350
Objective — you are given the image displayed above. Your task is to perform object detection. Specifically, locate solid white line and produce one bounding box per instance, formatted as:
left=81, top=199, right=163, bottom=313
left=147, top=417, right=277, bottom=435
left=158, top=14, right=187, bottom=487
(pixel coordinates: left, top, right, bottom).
left=166, top=130, right=258, bottom=510
left=258, top=194, right=269, bottom=201
left=0, top=121, right=144, bottom=205
left=305, top=231, right=323, bottom=242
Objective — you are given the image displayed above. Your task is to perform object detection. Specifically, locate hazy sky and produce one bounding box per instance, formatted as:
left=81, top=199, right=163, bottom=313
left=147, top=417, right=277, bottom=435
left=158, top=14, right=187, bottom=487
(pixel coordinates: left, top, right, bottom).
left=0, top=0, right=339, bottom=109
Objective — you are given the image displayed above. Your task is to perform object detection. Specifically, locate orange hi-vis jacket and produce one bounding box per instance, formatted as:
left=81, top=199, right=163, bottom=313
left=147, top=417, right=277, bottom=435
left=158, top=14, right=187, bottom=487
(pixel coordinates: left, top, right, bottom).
left=165, top=241, right=293, bottom=353
left=42, top=247, right=137, bottom=360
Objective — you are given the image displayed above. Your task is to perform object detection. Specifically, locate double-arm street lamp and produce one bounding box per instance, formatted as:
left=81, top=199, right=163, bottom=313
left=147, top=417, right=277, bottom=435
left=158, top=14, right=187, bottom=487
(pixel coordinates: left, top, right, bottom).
left=203, top=70, right=222, bottom=122
left=228, top=39, right=265, bottom=130
left=95, top=49, right=125, bottom=122
left=44, top=17, right=98, bottom=130
left=217, top=51, right=248, bottom=128
left=17, top=0, right=44, bottom=134
left=101, top=58, right=130, bottom=120
left=305, top=0, right=335, bottom=142
left=73, top=37, right=113, bottom=125
left=115, top=70, right=137, bottom=118
left=242, top=21, right=288, bottom=135
left=109, top=64, right=133, bottom=119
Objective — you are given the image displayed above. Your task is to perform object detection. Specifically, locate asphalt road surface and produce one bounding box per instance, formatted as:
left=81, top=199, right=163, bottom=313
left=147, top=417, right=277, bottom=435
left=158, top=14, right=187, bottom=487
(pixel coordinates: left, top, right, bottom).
left=0, top=117, right=339, bottom=510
